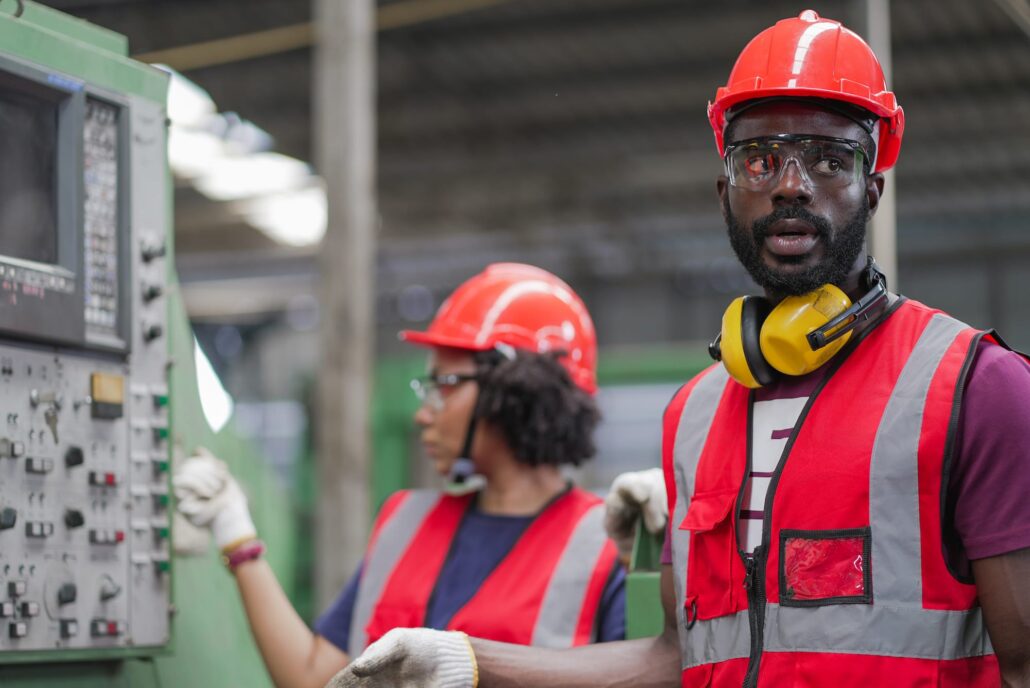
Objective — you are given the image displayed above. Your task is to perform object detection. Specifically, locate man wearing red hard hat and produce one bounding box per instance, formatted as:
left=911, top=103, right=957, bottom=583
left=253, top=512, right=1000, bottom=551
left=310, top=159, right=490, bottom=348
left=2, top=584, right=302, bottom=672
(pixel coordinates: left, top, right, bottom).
left=328, top=11, right=1030, bottom=688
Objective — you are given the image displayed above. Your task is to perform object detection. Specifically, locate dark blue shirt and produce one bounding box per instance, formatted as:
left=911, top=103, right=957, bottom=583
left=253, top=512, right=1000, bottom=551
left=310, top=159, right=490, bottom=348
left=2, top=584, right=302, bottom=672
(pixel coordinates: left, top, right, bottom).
left=315, top=504, right=626, bottom=652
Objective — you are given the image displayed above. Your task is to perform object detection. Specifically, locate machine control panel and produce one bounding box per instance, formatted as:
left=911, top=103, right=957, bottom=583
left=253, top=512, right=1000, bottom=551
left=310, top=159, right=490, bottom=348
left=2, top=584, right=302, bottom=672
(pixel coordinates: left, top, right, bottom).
left=0, top=59, right=171, bottom=656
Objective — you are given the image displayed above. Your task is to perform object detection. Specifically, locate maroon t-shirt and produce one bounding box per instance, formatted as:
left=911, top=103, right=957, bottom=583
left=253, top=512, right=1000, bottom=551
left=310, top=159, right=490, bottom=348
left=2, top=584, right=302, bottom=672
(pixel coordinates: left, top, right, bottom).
left=661, top=337, right=1030, bottom=574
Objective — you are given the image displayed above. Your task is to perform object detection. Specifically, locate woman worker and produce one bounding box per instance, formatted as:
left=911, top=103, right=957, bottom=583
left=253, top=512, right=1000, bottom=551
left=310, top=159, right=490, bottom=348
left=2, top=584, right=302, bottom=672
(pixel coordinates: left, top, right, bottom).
left=173, top=263, right=624, bottom=688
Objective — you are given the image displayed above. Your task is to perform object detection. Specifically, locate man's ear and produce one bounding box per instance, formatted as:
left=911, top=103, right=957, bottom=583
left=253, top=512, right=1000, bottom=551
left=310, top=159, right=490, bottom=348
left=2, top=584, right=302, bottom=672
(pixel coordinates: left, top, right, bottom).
left=866, top=172, right=885, bottom=217
left=716, top=175, right=730, bottom=223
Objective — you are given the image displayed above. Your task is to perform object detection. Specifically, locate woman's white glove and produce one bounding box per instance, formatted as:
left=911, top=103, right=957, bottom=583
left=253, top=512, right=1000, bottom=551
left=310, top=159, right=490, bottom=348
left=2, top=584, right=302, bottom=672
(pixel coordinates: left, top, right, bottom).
left=603, top=467, right=668, bottom=564
left=325, top=628, right=477, bottom=688
left=173, top=448, right=257, bottom=552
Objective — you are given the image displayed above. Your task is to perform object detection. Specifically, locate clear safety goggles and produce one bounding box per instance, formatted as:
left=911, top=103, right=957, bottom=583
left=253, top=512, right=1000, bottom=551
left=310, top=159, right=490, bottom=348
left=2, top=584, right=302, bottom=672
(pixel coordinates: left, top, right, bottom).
left=410, top=373, right=477, bottom=411
left=724, top=134, right=870, bottom=191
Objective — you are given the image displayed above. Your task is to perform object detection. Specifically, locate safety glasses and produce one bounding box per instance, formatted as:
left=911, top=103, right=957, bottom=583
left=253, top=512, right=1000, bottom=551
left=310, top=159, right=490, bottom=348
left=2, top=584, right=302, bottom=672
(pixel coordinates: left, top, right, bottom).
left=410, top=373, right=478, bottom=411
left=724, top=134, right=869, bottom=191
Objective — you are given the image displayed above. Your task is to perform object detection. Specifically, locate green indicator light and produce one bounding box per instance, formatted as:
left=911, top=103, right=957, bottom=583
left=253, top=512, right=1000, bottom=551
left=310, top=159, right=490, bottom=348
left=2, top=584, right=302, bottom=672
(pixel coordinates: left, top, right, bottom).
left=153, top=459, right=170, bottom=473
left=155, top=559, right=171, bottom=574
left=154, top=526, right=170, bottom=539
left=153, top=426, right=169, bottom=441
left=153, top=393, right=169, bottom=408
left=154, top=493, right=169, bottom=508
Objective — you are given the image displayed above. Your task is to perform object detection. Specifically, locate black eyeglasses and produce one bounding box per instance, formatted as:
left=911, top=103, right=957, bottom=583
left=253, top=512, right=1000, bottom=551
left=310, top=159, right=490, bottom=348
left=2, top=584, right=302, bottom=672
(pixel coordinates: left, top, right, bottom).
left=724, top=134, right=870, bottom=191
left=410, top=373, right=478, bottom=411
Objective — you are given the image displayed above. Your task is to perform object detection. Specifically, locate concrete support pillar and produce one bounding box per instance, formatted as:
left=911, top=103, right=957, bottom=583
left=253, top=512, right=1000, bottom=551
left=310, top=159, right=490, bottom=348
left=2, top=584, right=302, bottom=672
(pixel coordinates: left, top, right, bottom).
left=853, top=0, right=898, bottom=289
left=312, top=0, right=376, bottom=611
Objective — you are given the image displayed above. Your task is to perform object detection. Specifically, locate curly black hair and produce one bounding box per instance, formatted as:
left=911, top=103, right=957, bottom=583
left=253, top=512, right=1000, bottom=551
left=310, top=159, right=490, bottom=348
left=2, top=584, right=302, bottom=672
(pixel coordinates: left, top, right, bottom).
left=471, top=350, right=600, bottom=468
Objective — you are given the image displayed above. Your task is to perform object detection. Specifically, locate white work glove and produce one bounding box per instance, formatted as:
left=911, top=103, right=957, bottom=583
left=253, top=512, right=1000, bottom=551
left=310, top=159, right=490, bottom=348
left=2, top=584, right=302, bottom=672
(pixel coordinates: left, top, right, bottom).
left=172, top=448, right=257, bottom=552
left=603, top=467, right=668, bottom=564
left=325, top=628, right=477, bottom=688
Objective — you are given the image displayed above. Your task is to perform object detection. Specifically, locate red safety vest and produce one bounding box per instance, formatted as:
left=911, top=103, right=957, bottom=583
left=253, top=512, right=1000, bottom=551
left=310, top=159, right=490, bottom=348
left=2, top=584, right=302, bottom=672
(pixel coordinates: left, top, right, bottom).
left=663, top=299, right=1002, bottom=687
left=348, top=486, right=617, bottom=655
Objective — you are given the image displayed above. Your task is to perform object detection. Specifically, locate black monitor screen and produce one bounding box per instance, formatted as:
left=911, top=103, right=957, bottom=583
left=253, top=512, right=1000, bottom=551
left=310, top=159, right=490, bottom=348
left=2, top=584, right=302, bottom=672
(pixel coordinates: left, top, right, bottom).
left=0, top=88, right=58, bottom=265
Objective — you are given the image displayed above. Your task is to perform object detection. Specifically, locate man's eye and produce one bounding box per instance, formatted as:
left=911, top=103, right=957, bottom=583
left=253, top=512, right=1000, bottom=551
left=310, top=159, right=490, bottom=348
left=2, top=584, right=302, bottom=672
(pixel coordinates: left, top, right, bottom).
left=812, top=157, right=843, bottom=175
left=744, top=153, right=775, bottom=177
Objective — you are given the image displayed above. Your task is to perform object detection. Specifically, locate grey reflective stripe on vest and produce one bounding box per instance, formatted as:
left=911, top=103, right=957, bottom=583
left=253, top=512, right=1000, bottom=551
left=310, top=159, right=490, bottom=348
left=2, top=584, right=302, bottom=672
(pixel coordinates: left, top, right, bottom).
left=531, top=502, right=611, bottom=647
left=675, top=314, right=991, bottom=670
left=668, top=366, right=731, bottom=668
left=348, top=490, right=441, bottom=655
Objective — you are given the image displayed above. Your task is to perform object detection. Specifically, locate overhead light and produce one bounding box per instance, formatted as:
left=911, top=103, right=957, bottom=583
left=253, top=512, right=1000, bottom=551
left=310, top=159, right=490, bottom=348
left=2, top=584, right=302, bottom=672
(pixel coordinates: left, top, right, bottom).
left=241, top=184, right=327, bottom=247
left=193, top=336, right=234, bottom=433
left=156, top=64, right=217, bottom=128
left=194, top=152, right=311, bottom=201
left=167, top=128, right=228, bottom=179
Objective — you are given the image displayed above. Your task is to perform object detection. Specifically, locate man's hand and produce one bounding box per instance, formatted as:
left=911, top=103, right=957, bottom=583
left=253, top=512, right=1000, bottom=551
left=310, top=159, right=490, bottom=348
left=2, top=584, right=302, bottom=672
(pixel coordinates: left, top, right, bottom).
left=325, top=628, right=477, bottom=688
left=173, top=448, right=257, bottom=552
left=603, top=468, right=668, bottom=564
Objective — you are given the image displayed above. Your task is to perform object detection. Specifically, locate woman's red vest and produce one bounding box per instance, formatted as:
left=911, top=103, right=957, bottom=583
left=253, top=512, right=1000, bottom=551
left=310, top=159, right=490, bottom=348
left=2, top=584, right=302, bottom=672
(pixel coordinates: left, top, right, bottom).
left=347, top=486, right=616, bottom=656
left=664, top=299, right=1000, bottom=687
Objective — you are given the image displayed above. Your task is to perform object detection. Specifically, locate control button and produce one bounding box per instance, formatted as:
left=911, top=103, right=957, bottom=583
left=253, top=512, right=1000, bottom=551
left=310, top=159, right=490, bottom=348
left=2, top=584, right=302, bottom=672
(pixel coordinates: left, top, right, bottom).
left=151, top=487, right=169, bottom=510
left=57, top=583, right=76, bottom=606
left=89, top=529, right=125, bottom=545
left=0, top=507, right=17, bottom=530
left=90, top=619, right=125, bottom=637
left=65, top=446, right=85, bottom=468
left=90, top=373, right=125, bottom=420
left=142, top=283, right=164, bottom=302
left=152, top=456, right=170, bottom=473
left=8, top=621, right=27, bottom=639
left=25, top=457, right=54, bottom=474
left=143, top=323, right=163, bottom=343
left=0, top=438, right=25, bottom=458
left=152, top=424, right=169, bottom=442
left=20, top=601, right=39, bottom=617
left=8, top=581, right=26, bottom=597
left=152, top=521, right=170, bottom=540
left=0, top=601, right=14, bottom=617
left=60, top=619, right=78, bottom=638
left=141, top=240, right=167, bottom=263
left=152, top=391, right=169, bottom=408
left=89, top=471, right=119, bottom=487
left=25, top=521, right=54, bottom=538
left=152, top=553, right=171, bottom=575
left=64, top=509, right=85, bottom=529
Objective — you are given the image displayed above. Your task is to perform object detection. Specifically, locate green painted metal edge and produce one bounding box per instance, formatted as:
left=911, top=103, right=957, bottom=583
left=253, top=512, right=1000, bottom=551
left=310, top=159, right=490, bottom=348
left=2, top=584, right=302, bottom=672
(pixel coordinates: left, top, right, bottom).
left=0, top=2, right=166, bottom=103
left=6, top=0, right=128, bottom=55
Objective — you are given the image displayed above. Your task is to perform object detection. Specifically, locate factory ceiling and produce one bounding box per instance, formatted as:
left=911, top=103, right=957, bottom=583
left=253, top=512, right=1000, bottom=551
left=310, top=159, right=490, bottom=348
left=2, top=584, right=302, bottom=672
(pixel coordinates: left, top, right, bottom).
left=39, top=0, right=1030, bottom=334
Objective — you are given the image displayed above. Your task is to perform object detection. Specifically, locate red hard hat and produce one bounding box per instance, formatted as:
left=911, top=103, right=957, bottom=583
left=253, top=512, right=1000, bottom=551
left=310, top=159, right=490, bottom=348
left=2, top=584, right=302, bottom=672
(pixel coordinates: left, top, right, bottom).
left=708, top=9, right=904, bottom=172
left=400, top=263, right=598, bottom=394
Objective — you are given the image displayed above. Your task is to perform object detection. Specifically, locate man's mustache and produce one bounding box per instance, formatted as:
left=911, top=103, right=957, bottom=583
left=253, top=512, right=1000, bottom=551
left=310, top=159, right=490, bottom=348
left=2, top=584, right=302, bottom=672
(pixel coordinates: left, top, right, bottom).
left=750, top=206, right=833, bottom=240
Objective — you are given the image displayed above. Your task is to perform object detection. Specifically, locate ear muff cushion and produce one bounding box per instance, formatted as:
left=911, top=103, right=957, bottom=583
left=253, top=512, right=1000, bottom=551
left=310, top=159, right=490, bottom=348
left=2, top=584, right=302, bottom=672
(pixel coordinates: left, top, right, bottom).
left=739, top=296, right=778, bottom=387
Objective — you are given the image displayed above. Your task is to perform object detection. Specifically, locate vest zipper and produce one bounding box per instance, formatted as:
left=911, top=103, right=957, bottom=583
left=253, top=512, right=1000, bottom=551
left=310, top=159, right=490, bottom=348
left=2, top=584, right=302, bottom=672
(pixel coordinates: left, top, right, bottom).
left=741, top=545, right=767, bottom=688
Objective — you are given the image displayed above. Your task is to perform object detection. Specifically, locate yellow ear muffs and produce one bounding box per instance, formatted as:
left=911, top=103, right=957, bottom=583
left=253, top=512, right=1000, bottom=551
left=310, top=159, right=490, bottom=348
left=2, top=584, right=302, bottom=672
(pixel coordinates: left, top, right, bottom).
left=719, top=295, right=778, bottom=388
left=759, top=284, right=854, bottom=377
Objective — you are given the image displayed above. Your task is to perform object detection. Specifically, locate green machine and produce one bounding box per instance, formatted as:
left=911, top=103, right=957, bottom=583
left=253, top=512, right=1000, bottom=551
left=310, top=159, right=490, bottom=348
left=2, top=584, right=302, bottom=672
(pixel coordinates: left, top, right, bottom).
left=0, top=2, right=297, bottom=685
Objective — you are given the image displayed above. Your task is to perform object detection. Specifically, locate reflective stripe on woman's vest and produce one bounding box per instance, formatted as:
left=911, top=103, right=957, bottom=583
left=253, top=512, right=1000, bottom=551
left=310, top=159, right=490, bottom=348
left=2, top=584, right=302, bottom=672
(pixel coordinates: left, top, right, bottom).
left=348, top=486, right=617, bottom=655
left=667, top=299, right=1000, bottom=687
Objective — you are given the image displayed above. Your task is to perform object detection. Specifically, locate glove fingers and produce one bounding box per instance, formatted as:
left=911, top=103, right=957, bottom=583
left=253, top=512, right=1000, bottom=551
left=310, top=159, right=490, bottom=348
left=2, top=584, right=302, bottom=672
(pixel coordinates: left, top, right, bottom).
left=351, top=639, right=406, bottom=677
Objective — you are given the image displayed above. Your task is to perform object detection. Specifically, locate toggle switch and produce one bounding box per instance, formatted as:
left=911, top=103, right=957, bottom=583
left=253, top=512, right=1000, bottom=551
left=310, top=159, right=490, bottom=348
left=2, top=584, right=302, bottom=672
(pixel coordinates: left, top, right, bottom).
left=0, top=438, right=25, bottom=458
left=0, top=602, right=14, bottom=617
left=142, top=323, right=163, bottom=343
left=98, top=576, right=121, bottom=601
left=20, top=601, right=39, bottom=617
left=8, top=621, right=27, bottom=639
left=8, top=580, right=26, bottom=597
left=25, top=457, right=53, bottom=474
left=89, top=471, right=119, bottom=487
left=25, top=521, right=54, bottom=538
left=90, top=618, right=125, bottom=637
left=142, top=283, right=164, bottom=302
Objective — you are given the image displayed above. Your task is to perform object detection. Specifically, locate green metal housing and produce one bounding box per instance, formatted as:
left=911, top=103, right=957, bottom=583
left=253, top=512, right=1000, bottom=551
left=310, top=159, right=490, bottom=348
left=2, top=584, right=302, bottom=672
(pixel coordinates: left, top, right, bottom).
left=0, top=3, right=299, bottom=684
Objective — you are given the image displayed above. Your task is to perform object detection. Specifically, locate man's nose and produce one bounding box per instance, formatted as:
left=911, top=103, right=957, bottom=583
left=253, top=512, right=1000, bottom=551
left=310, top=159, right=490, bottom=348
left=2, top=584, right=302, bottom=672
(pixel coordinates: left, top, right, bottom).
left=770, top=157, right=812, bottom=206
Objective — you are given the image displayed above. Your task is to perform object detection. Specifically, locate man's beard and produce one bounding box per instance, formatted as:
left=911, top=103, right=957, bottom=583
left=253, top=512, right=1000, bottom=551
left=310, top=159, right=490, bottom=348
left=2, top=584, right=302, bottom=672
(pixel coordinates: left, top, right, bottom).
left=725, top=198, right=869, bottom=296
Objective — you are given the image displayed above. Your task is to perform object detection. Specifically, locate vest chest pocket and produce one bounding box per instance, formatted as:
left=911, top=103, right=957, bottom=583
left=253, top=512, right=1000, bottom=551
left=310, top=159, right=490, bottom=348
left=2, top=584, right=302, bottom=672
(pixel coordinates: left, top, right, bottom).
left=779, top=527, right=872, bottom=606
left=679, top=489, right=740, bottom=620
